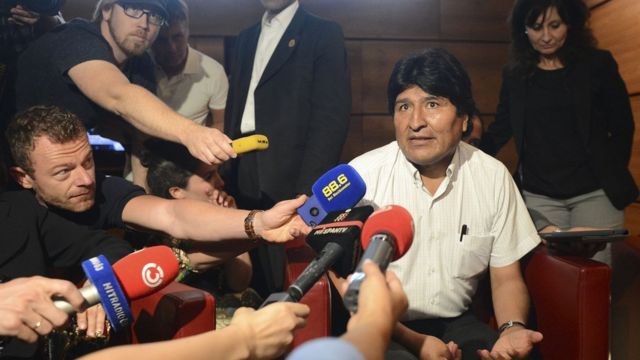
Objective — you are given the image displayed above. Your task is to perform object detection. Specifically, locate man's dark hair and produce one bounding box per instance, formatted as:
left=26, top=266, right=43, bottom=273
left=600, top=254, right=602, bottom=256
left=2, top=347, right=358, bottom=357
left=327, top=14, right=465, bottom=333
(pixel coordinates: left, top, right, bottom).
left=165, top=0, right=188, bottom=26
left=387, top=48, right=476, bottom=137
left=142, top=139, right=199, bottom=199
left=508, top=0, right=596, bottom=78
left=6, top=106, right=87, bottom=176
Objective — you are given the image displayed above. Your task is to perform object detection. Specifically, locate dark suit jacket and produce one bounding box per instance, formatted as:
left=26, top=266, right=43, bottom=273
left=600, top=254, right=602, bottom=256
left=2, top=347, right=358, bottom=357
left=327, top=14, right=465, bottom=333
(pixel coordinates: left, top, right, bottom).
left=225, top=7, right=351, bottom=202
left=481, top=49, right=638, bottom=209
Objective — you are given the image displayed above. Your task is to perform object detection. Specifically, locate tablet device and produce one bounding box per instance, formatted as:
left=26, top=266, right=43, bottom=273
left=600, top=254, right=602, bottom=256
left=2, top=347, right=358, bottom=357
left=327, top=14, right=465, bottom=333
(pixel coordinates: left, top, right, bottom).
left=540, top=228, right=629, bottom=244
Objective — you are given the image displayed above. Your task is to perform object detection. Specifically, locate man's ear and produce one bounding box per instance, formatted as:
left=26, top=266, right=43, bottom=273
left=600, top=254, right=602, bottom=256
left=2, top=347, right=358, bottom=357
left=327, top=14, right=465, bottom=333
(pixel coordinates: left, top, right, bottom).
left=462, top=115, right=469, bottom=133
left=102, top=5, right=113, bottom=22
left=9, top=166, right=34, bottom=189
left=168, top=186, right=186, bottom=200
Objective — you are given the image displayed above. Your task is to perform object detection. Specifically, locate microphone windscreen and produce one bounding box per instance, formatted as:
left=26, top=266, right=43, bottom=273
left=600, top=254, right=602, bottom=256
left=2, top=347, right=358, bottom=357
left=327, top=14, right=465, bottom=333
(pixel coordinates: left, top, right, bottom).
left=231, top=134, right=269, bottom=154
left=112, top=246, right=179, bottom=300
left=361, top=205, right=414, bottom=260
left=306, top=206, right=373, bottom=277
left=311, top=164, right=366, bottom=212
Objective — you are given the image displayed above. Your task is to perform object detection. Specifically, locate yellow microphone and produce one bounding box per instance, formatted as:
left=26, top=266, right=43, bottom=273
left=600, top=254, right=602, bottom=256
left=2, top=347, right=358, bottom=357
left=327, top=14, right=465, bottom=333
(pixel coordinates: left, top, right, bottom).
left=231, top=134, right=269, bottom=154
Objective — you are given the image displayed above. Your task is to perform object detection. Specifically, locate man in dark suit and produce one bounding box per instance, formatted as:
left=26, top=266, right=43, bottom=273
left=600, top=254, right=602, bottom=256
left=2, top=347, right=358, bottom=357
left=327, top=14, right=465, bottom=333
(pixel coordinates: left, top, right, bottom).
left=224, top=0, right=351, bottom=293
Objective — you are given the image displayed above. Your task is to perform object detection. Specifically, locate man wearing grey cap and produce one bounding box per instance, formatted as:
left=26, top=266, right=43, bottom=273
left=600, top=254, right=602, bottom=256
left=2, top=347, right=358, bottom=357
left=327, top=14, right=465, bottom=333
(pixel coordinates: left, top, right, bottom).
left=13, top=0, right=236, bottom=185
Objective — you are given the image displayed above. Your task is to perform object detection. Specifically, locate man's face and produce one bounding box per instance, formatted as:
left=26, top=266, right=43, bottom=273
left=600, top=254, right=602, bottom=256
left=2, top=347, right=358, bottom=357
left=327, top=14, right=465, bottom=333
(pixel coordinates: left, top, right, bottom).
left=260, top=0, right=295, bottom=14
left=103, top=3, right=161, bottom=58
left=15, top=135, right=96, bottom=212
left=394, top=85, right=467, bottom=173
left=152, top=20, right=189, bottom=69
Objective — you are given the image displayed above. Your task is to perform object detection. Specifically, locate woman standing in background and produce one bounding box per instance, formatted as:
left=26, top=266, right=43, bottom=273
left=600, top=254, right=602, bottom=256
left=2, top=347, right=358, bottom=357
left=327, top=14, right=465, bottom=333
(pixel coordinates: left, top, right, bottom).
left=481, top=0, right=638, bottom=262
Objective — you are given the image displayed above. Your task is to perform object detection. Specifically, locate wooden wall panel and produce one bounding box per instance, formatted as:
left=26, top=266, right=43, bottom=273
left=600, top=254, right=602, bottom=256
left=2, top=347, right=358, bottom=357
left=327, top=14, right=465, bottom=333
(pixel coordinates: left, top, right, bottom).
left=585, top=0, right=611, bottom=8
left=63, top=0, right=514, bottom=41
left=350, top=41, right=508, bottom=115
left=630, top=96, right=640, bottom=190
left=626, top=203, right=640, bottom=236
left=440, top=0, right=512, bottom=41
left=591, top=0, right=640, bottom=94
left=303, top=0, right=440, bottom=40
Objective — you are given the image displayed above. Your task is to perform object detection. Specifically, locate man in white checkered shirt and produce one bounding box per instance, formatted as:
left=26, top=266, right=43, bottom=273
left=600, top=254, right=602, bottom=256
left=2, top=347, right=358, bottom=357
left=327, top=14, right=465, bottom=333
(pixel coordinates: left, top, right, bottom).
left=349, top=48, right=543, bottom=360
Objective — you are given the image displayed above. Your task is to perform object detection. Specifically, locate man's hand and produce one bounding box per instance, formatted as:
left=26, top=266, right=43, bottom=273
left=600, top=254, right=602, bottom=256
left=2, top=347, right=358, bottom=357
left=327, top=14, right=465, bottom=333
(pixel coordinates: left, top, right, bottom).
left=229, top=302, right=310, bottom=359
left=477, top=327, right=543, bottom=359
left=9, top=5, right=40, bottom=25
left=210, top=189, right=236, bottom=208
left=76, top=304, right=108, bottom=339
left=345, top=261, right=408, bottom=335
left=256, top=196, right=311, bottom=242
left=420, top=336, right=461, bottom=360
left=181, top=126, right=236, bottom=165
left=0, top=277, right=84, bottom=343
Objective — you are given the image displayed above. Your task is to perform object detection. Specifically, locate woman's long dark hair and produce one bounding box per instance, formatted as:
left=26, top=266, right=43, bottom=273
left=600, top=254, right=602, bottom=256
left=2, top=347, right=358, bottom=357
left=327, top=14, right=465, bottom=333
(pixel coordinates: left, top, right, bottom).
left=508, top=0, right=597, bottom=78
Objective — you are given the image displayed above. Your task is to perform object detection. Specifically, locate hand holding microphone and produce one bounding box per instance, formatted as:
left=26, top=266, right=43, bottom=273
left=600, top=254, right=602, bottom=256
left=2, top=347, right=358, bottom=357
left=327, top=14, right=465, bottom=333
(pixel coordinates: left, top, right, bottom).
left=297, top=164, right=367, bottom=227
left=260, top=206, right=373, bottom=307
left=53, top=246, right=179, bottom=332
left=343, top=205, right=414, bottom=313
left=0, top=276, right=86, bottom=344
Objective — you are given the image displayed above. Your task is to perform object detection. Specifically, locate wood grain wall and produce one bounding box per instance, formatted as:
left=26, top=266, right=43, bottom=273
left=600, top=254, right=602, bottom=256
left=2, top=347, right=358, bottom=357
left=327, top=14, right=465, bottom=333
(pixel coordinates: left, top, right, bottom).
left=62, top=0, right=515, bottom=169
left=589, top=0, right=640, bottom=236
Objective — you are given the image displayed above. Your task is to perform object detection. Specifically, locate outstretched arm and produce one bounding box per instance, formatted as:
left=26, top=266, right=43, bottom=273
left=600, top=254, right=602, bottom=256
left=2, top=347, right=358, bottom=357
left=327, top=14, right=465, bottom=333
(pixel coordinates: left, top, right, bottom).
left=122, top=195, right=310, bottom=246
left=68, top=60, right=236, bottom=165
left=80, top=302, right=310, bottom=360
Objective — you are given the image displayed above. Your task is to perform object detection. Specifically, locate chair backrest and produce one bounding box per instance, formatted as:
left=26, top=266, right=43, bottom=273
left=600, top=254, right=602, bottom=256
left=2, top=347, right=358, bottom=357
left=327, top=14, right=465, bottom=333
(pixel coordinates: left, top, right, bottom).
left=129, top=281, right=216, bottom=343
left=525, top=248, right=610, bottom=360
left=284, top=242, right=332, bottom=348
left=471, top=247, right=610, bottom=360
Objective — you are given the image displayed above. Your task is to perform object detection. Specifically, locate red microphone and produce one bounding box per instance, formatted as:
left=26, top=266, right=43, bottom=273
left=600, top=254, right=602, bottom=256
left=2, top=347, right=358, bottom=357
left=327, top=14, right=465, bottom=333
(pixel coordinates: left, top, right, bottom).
left=112, top=245, right=179, bottom=300
left=343, top=205, right=414, bottom=312
left=53, top=246, right=179, bottom=330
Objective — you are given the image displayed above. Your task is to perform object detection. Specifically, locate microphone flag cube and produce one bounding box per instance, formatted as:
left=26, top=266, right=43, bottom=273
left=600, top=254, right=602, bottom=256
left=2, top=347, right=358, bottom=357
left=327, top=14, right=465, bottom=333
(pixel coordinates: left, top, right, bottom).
left=297, top=164, right=366, bottom=226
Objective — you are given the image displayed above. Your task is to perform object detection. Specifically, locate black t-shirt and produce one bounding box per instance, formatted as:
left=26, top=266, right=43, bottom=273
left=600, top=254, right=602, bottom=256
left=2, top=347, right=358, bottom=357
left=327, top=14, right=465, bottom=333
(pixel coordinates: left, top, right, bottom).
left=51, top=174, right=146, bottom=230
left=0, top=190, right=133, bottom=358
left=14, top=18, right=156, bottom=129
left=521, top=67, right=600, bottom=198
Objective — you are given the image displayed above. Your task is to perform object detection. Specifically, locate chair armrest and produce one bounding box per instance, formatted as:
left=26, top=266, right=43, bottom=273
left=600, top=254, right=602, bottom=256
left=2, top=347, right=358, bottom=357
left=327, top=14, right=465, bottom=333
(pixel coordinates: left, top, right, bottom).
left=129, top=281, right=215, bottom=344
left=285, top=243, right=332, bottom=348
left=525, top=247, right=610, bottom=360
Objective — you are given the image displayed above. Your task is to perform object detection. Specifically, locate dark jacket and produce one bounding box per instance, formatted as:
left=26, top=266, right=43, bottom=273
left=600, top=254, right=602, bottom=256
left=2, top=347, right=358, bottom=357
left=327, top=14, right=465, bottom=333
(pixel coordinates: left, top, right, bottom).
left=481, top=49, right=638, bottom=209
left=224, top=7, right=351, bottom=201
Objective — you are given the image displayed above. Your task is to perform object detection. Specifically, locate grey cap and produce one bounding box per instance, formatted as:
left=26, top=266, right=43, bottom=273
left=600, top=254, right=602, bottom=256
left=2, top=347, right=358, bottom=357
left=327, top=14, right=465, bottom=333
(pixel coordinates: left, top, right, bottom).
left=118, top=0, right=168, bottom=19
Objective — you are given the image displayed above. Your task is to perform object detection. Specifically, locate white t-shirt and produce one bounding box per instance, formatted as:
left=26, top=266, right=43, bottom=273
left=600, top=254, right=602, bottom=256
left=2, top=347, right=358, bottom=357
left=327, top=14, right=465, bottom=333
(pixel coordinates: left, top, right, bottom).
left=349, top=141, right=540, bottom=320
left=155, top=46, right=228, bottom=125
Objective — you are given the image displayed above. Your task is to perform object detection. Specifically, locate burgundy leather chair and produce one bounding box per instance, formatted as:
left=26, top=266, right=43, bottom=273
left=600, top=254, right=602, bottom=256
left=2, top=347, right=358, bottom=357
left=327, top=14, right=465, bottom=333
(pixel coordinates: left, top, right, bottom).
left=127, top=240, right=332, bottom=348
left=474, top=246, right=610, bottom=360
left=283, top=239, right=332, bottom=349
left=129, top=281, right=216, bottom=343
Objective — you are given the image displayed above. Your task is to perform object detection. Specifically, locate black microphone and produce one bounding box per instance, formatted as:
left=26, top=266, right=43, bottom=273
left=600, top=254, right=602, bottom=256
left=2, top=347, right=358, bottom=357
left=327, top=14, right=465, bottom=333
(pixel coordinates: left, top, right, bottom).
left=343, top=205, right=414, bottom=313
left=260, top=206, right=373, bottom=307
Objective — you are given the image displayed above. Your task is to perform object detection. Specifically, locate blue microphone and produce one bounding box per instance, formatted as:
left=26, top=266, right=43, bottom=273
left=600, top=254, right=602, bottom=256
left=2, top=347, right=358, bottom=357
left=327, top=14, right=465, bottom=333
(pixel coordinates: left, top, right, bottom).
left=297, top=164, right=366, bottom=226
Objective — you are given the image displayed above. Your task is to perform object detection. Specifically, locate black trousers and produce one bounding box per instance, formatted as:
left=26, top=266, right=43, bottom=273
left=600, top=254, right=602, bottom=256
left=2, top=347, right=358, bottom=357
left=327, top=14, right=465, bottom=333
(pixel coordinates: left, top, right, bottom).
left=230, top=151, right=286, bottom=297
left=386, top=310, right=499, bottom=360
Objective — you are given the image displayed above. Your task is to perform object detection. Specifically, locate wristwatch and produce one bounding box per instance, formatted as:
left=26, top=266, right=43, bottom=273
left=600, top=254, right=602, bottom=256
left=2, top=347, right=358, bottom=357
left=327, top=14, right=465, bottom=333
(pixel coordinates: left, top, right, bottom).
left=498, top=320, right=526, bottom=334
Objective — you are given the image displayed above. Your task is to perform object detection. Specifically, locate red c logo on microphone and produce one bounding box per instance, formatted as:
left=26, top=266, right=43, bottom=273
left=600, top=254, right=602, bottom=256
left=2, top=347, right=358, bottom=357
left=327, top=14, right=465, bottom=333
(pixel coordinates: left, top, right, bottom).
left=142, top=263, right=165, bottom=288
